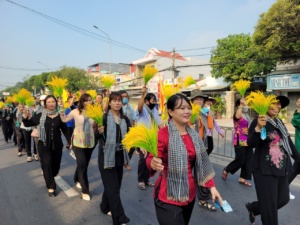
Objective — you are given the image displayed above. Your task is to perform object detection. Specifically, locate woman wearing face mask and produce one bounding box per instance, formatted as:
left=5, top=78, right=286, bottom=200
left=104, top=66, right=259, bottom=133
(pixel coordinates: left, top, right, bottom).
left=200, top=97, right=224, bottom=155
left=222, top=97, right=253, bottom=186
left=22, top=95, right=70, bottom=197
left=119, top=90, right=137, bottom=166
left=96, top=92, right=131, bottom=225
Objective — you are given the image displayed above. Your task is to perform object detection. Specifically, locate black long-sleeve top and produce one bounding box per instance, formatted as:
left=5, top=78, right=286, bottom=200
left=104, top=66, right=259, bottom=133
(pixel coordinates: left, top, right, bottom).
left=247, top=117, right=294, bottom=176
left=23, top=113, right=70, bottom=151
left=95, top=113, right=131, bottom=167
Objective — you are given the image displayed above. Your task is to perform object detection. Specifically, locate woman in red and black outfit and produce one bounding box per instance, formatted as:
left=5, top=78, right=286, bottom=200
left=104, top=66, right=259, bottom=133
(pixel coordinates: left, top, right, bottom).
left=146, top=94, right=222, bottom=225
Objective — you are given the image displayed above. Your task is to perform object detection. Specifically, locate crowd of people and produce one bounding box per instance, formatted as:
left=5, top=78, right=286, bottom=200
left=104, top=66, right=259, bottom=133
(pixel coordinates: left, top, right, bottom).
left=0, top=88, right=299, bottom=225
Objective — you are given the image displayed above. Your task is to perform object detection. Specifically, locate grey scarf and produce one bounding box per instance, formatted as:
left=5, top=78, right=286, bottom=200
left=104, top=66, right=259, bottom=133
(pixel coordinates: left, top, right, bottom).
left=123, top=104, right=133, bottom=125
left=83, top=116, right=91, bottom=147
left=38, top=109, right=57, bottom=143
left=167, top=120, right=215, bottom=202
left=267, top=117, right=292, bottom=155
left=103, top=111, right=130, bottom=168
left=200, top=112, right=210, bottom=148
left=241, top=113, right=251, bottom=127
left=144, top=104, right=154, bottom=121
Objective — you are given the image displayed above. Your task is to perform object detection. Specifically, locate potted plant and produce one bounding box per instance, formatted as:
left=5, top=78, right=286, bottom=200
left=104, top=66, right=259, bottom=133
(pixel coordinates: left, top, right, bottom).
left=211, top=96, right=226, bottom=119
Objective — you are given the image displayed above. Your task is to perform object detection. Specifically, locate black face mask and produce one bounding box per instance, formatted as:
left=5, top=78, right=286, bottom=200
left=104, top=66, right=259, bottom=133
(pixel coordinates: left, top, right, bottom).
left=148, top=103, right=156, bottom=110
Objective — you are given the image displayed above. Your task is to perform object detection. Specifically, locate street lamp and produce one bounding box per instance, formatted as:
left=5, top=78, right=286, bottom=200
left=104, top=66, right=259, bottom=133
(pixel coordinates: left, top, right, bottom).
left=93, top=25, right=112, bottom=74
left=37, top=61, right=49, bottom=70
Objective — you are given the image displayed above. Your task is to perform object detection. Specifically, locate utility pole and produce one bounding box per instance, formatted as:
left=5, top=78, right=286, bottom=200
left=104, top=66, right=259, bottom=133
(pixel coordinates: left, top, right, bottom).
left=172, top=48, right=176, bottom=92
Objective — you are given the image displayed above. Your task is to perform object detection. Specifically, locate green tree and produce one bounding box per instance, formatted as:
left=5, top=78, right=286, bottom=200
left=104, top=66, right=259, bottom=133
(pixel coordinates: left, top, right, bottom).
left=210, top=33, right=275, bottom=83
left=253, top=0, right=300, bottom=61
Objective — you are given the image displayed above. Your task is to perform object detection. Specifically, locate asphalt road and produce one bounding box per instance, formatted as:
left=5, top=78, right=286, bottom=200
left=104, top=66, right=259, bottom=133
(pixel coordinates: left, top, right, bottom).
left=0, top=132, right=300, bottom=225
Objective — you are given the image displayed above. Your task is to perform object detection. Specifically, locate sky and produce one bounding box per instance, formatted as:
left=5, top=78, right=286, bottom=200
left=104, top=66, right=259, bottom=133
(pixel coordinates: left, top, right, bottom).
left=0, top=0, right=277, bottom=90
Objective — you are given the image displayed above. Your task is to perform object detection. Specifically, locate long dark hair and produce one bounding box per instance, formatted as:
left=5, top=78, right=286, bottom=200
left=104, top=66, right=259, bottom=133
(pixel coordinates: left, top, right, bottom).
left=167, top=94, right=191, bottom=119
left=107, top=92, right=124, bottom=118
left=77, top=93, right=92, bottom=114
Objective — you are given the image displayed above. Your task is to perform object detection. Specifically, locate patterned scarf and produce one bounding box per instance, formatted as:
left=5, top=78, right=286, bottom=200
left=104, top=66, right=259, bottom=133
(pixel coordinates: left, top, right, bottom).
left=38, top=109, right=57, bottom=143
left=103, top=111, right=129, bottom=168
left=267, top=117, right=292, bottom=155
left=167, top=120, right=215, bottom=202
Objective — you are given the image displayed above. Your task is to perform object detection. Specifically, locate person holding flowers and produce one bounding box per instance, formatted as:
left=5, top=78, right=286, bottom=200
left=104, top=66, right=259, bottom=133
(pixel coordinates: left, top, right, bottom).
left=223, top=80, right=253, bottom=186
left=96, top=91, right=131, bottom=225
left=22, top=95, right=70, bottom=197
left=146, top=93, right=222, bottom=225
left=59, top=93, right=96, bottom=201
left=119, top=90, right=137, bottom=165
left=245, top=92, right=297, bottom=225
left=136, top=86, right=163, bottom=190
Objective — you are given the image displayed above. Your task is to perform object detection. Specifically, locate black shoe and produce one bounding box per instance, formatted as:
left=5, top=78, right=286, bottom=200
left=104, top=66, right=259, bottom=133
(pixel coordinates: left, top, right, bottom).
left=245, top=202, right=255, bottom=224
left=48, top=191, right=56, bottom=197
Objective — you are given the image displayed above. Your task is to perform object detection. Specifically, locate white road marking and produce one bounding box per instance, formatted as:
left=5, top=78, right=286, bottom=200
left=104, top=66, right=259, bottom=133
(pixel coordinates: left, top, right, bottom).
left=54, top=176, right=79, bottom=197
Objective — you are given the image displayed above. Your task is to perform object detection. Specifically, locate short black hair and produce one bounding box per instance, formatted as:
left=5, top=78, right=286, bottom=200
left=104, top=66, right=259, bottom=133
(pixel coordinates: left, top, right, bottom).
left=167, top=94, right=191, bottom=119
left=144, top=93, right=156, bottom=103
left=235, top=98, right=241, bottom=107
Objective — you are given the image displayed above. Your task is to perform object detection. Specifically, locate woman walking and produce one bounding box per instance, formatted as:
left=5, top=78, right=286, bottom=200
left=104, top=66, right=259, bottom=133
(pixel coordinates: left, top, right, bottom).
left=97, top=92, right=131, bottom=225
left=22, top=95, right=70, bottom=197
left=222, top=97, right=253, bottom=186
left=147, top=94, right=222, bottom=225
left=60, top=93, right=96, bottom=201
left=245, top=94, right=295, bottom=225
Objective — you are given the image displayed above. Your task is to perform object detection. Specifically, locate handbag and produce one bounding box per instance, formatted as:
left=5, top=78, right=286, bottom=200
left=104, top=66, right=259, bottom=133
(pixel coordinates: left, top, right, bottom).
left=31, top=127, right=39, bottom=138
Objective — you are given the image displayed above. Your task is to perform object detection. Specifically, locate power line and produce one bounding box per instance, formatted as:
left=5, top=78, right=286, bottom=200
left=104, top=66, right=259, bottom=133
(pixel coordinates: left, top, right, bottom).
left=176, top=46, right=216, bottom=51
left=0, top=66, right=61, bottom=71
left=5, top=0, right=147, bottom=53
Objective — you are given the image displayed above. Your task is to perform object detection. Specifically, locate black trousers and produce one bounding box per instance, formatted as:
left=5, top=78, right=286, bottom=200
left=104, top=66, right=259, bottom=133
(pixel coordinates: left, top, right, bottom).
left=154, top=198, right=195, bottom=225
left=38, top=142, right=63, bottom=190
left=138, top=149, right=150, bottom=183
left=225, top=146, right=253, bottom=180
left=2, top=121, right=12, bottom=142
left=247, top=172, right=289, bottom=225
left=15, top=127, right=24, bottom=152
left=206, top=136, right=214, bottom=155
left=288, top=160, right=300, bottom=184
left=21, top=129, right=35, bottom=157
left=99, top=163, right=129, bottom=225
left=72, top=146, right=94, bottom=194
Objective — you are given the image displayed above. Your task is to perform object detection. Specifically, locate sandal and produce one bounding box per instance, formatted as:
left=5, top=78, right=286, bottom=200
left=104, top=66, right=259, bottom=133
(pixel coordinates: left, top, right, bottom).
left=239, top=180, right=252, bottom=187
left=222, top=169, right=228, bottom=180
left=198, top=201, right=217, bottom=211
left=138, top=182, right=146, bottom=190
left=146, top=181, right=155, bottom=187
left=245, top=202, right=255, bottom=224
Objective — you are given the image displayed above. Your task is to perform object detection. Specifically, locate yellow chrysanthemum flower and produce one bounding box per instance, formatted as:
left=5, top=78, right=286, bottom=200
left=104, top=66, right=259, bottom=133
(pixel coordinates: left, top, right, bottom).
left=46, top=76, right=68, bottom=97
left=246, top=91, right=278, bottom=115
left=190, top=103, right=201, bottom=124
left=84, top=103, right=104, bottom=126
left=231, top=79, right=251, bottom=97
left=86, top=90, right=97, bottom=100
left=101, top=75, right=116, bottom=89
left=122, top=122, right=158, bottom=157
left=13, top=88, right=32, bottom=104
left=143, top=65, right=158, bottom=85
left=183, top=75, right=196, bottom=88
left=25, top=97, right=35, bottom=107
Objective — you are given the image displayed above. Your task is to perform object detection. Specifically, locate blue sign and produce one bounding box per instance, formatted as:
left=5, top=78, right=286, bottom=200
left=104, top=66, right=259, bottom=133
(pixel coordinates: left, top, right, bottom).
left=267, top=74, right=300, bottom=90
